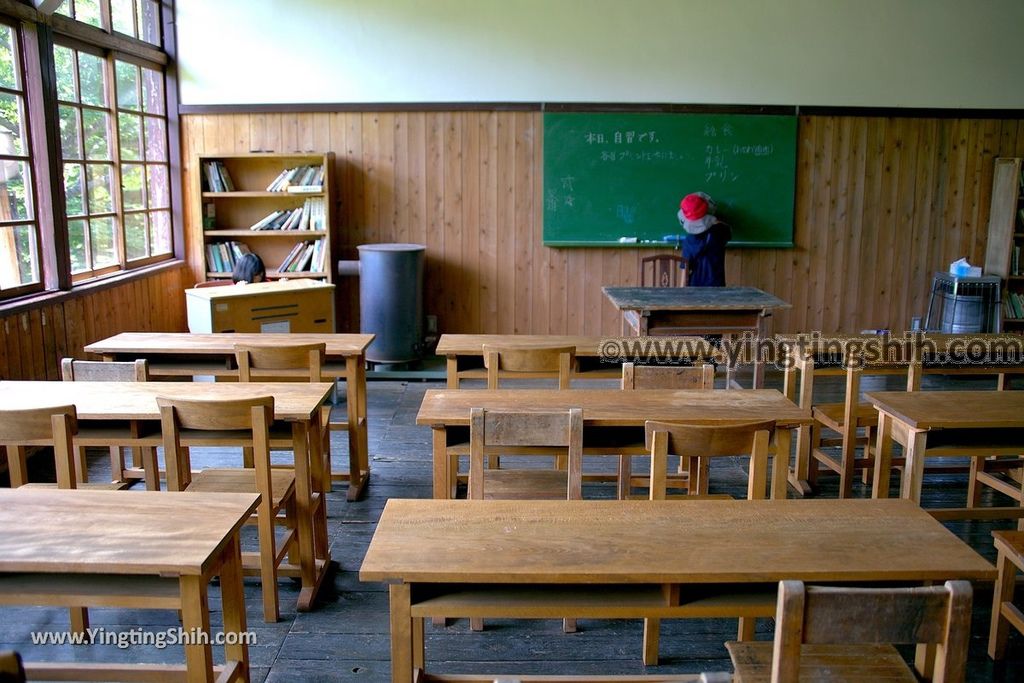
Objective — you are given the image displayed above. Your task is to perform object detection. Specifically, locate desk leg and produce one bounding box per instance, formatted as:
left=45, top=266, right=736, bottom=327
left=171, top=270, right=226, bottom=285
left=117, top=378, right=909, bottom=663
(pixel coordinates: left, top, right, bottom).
left=343, top=355, right=371, bottom=501
left=389, top=584, right=414, bottom=683
left=307, top=411, right=330, bottom=562
left=899, top=430, right=928, bottom=504
left=292, top=422, right=324, bottom=612
left=446, top=356, right=459, bottom=389
left=179, top=575, right=214, bottom=683
left=219, top=534, right=250, bottom=681
left=432, top=427, right=451, bottom=500
left=872, top=413, right=894, bottom=499
left=771, top=428, right=792, bottom=500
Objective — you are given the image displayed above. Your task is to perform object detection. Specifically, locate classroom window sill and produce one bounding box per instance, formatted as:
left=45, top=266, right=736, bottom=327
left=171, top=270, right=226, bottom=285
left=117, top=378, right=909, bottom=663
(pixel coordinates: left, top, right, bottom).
left=0, top=259, right=188, bottom=316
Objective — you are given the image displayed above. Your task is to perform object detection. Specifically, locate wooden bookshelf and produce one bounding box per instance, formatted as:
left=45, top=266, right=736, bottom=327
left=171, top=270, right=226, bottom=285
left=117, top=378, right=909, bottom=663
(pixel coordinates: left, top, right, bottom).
left=984, top=157, right=1024, bottom=331
left=193, top=153, right=334, bottom=281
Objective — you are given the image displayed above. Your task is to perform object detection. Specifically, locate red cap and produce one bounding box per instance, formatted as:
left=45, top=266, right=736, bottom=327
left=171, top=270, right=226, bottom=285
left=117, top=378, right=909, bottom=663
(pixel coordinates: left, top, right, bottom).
left=680, top=193, right=708, bottom=221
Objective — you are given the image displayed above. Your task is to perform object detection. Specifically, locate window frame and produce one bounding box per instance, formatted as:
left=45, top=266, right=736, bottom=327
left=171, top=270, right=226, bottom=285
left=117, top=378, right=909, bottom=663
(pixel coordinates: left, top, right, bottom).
left=0, top=0, right=182, bottom=307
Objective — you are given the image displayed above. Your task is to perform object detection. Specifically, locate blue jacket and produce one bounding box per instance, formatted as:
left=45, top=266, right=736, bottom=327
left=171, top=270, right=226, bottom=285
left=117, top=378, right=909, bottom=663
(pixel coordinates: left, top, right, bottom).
left=681, top=222, right=731, bottom=286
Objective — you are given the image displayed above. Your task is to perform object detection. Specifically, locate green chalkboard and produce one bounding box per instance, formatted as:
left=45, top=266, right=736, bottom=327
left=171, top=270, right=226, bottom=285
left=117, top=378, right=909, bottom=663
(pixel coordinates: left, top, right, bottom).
left=543, top=112, right=797, bottom=247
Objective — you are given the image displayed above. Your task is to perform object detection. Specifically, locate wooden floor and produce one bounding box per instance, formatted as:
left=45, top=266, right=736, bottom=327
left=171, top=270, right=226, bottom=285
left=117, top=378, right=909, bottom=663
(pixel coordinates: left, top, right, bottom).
left=3, top=370, right=1024, bottom=682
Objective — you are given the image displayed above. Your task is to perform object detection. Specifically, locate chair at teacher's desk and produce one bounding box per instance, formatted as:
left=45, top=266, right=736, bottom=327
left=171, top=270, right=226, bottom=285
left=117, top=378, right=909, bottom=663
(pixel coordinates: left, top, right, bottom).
left=640, top=253, right=687, bottom=287
left=726, top=580, right=971, bottom=683
left=157, top=395, right=299, bottom=623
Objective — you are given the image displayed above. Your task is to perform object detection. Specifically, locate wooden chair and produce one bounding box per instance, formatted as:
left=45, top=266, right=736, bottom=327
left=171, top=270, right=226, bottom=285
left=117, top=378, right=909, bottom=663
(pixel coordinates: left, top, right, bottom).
left=193, top=279, right=233, bottom=288
left=619, top=362, right=715, bottom=499
left=640, top=419, right=774, bottom=664
left=235, top=342, right=336, bottom=487
left=802, top=356, right=917, bottom=498
left=60, top=358, right=158, bottom=488
left=727, top=580, right=972, bottom=683
left=989, top=530, right=1024, bottom=660
left=640, top=253, right=687, bottom=287
left=157, top=395, right=299, bottom=623
left=0, top=405, right=89, bottom=635
left=468, top=407, right=583, bottom=633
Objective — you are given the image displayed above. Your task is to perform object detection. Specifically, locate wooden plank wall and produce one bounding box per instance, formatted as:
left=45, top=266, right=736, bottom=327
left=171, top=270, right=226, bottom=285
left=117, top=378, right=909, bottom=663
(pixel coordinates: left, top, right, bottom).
left=181, top=112, right=1024, bottom=335
left=0, top=265, right=191, bottom=380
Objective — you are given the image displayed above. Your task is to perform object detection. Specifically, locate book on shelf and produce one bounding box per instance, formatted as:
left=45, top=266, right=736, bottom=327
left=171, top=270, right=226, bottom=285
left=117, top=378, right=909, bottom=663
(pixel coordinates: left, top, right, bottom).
left=266, top=164, right=325, bottom=192
left=205, top=240, right=250, bottom=274
left=247, top=198, right=324, bottom=231
left=202, top=201, right=216, bottom=229
left=274, top=238, right=326, bottom=273
left=202, top=161, right=235, bottom=193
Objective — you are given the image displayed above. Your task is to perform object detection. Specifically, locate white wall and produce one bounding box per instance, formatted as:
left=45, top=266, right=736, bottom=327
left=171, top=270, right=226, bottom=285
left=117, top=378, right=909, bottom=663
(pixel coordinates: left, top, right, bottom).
left=176, top=0, right=1024, bottom=108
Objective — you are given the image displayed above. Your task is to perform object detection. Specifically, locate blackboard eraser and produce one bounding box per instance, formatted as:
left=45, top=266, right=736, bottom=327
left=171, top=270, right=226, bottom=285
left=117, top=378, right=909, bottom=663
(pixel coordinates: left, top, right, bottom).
left=618, top=236, right=638, bottom=243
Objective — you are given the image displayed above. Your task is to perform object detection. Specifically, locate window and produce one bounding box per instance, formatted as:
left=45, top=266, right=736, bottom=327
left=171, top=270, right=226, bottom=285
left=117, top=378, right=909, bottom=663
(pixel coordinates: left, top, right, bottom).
left=0, top=21, right=40, bottom=298
left=0, top=1, right=174, bottom=302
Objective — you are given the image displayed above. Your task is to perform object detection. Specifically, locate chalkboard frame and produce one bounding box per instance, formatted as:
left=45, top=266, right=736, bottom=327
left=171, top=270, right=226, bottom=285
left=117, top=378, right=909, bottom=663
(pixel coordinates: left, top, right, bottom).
left=542, top=111, right=798, bottom=248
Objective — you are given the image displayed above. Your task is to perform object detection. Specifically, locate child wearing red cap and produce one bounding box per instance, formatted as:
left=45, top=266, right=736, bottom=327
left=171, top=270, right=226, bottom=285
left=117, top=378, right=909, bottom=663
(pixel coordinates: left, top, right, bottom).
left=677, top=192, right=731, bottom=286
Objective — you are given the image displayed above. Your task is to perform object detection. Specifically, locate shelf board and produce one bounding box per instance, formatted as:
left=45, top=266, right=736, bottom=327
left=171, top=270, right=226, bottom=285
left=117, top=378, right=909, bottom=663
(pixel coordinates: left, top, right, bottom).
left=202, top=191, right=324, bottom=198
left=204, top=230, right=328, bottom=238
left=268, top=271, right=328, bottom=279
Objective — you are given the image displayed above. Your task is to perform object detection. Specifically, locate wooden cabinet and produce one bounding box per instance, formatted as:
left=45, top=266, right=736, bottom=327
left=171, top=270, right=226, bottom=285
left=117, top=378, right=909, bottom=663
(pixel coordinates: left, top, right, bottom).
left=984, top=157, right=1024, bottom=330
left=185, top=279, right=336, bottom=333
left=194, top=152, right=334, bottom=281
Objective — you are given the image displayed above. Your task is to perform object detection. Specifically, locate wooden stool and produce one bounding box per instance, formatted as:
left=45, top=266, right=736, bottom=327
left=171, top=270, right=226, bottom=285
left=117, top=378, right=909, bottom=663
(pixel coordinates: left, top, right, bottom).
left=989, top=530, right=1024, bottom=659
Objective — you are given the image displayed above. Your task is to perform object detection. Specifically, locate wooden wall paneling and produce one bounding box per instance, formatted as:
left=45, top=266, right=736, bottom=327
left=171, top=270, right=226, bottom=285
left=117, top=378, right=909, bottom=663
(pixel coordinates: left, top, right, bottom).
left=907, top=119, right=939, bottom=324
left=442, top=112, right=464, bottom=332
left=461, top=112, right=481, bottom=334
left=784, top=116, right=815, bottom=333
left=530, top=113, right=552, bottom=335
left=40, top=306, right=57, bottom=379
left=424, top=112, right=447, bottom=332
left=513, top=112, right=534, bottom=334
left=494, top=113, right=514, bottom=334
left=344, top=113, right=366, bottom=332
left=3, top=315, right=21, bottom=378
left=874, top=118, right=900, bottom=331
left=807, top=115, right=833, bottom=330
left=892, top=119, right=921, bottom=330
left=821, top=117, right=850, bottom=332
left=49, top=301, right=68, bottom=374
left=281, top=112, right=299, bottom=152
left=478, top=111, right=499, bottom=333
left=858, top=117, right=884, bottom=329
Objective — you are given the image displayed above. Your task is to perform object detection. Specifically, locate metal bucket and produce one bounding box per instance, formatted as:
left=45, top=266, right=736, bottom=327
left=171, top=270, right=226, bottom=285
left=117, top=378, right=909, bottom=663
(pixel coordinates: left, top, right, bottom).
left=355, top=243, right=425, bottom=363
left=938, top=292, right=985, bottom=334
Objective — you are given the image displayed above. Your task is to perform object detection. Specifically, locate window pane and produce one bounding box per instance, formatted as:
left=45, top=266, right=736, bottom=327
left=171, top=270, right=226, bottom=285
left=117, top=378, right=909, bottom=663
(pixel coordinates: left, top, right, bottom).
left=116, top=61, right=139, bottom=110
left=90, top=216, right=117, bottom=268
left=64, top=163, right=85, bottom=216
left=76, top=0, right=102, bottom=29
left=147, top=164, right=169, bottom=208
left=118, top=113, right=141, bottom=160
left=144, top=116, right=166, bottom=162
left=0, top=161, right=31, bottom=221
left=121, top=163, right=143, bottom=210
left=56, top=1, right=71, bottom=19
left=140, top=1, right=161, bottom=46
left=141, top=68, right=164, bottom=115
left=150, top=209, right=171, bottom=255
left=124, top=212, right=146, bottom=260
left=0, top=93, right=25, bottom=155
left=59, top=105, right=82, bottom=159
left=0, top=225, right=38, bottom=288
left=68, top=218, right=87, bottom=273
left=86, top=164, right=114, bottom=214
left=77, top=52, right=105, bottom=107
left=0, top=24, right=19, bottom=90
left=54, top=45, right=77, bottom=102
left=82, top=109, right=110, bottom=160
left=112, top=0, right=135, bottom=36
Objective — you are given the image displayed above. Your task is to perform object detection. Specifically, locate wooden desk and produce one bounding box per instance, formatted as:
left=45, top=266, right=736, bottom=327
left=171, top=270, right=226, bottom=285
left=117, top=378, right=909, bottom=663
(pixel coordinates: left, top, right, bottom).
left=416, top=388, right=811, bottom=500
left=0, top=488, right=259, bottom=683
left=0, top=380, right=334, bottom=612
left=84, top=331, right=373, bottom=501
left=603, top=286, right=790, bottom=388
left=436, top=334, right=717, bottom=388
left=780, top=333, right=1024, bottom=495
left=360, top=498, right=995, bottom=683
left=185, top=278, right=335, bottom=333
left=866, top=390, right=1024, bottom=515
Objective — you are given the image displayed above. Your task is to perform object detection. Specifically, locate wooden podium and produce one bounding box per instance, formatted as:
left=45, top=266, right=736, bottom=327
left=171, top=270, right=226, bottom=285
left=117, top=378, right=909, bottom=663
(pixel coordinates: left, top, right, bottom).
left=185, top=279, right=335, bottom=333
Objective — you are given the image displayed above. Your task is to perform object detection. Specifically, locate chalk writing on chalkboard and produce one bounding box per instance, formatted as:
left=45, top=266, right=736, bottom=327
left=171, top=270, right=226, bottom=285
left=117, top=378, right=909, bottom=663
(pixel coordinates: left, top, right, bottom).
left=543, top=112, right=797, bottom=247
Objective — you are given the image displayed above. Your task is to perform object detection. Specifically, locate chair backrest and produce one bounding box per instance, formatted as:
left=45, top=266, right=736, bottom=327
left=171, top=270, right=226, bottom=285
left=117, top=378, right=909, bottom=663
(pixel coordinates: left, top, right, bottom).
left=482, top=345, right=575, bottom=390
left=640, top=254, right=687, bottom=287
left=468, top=408, right=584, bottom=500
left=60, top=358, right=149, bottom=382
left=193, top=279, right=233, bottom=288
left=622, top=362, right=715, bottom=390
left=156, top=395, right=274, bottom=491
left=0, top=405, right=78, bottom=488
left=235, top=343, right=326, bottom=383
left=644, top=420, right=775, bottom=500
left=770, top=579, right=972, bottom=683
